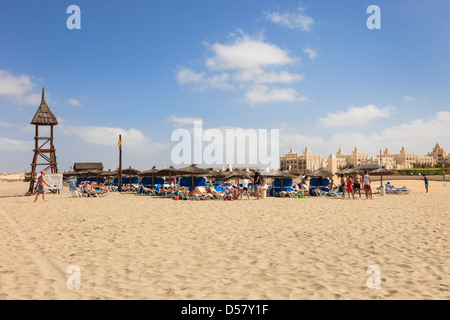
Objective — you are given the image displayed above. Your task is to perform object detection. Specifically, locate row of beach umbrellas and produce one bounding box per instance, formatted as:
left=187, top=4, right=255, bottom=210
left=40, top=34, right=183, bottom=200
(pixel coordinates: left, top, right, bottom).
left=62, top=164, right=302, bottom=183
left=62, top=164, right=395, bottom=187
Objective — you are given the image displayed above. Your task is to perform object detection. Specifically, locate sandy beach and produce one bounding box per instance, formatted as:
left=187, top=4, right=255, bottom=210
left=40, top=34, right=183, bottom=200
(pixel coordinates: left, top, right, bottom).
left=0, top=179, right=449, bottom=300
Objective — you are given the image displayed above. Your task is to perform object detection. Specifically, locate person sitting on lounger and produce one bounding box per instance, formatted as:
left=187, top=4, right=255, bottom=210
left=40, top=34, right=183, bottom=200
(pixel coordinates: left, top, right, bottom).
left=386, top=182, right=407, bottom=190
left=189, top=187, right=203, bottom=196
left=329, top=179, right=337, bottom=190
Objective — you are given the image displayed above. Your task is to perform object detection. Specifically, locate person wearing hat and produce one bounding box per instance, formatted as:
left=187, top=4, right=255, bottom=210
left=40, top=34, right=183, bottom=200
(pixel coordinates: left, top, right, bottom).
left=240, top=176, right=250, bottom=200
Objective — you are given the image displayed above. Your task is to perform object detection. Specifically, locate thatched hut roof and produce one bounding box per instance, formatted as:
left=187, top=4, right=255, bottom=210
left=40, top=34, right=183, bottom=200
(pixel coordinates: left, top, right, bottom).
left=308, top=169, right=334, bottom=178
left=157, top=166, right=180, bottom=177
left=73, top=162, right=104, bottom=172
left=30, top=88, right=58, bottom=125
left=139, top=166, right=159, bottom=176
left=356, top=164, right=381, bottom=171
left=178, top=164, right=210, bottom=176
left=224, top=169, right=253, bottom=180
left=207, top=169, right=228, bottom=179
left=270, top=170, right=298, bottom=179
left=121, top=166, right=141, bottom=175
left=369, top=168, right=396, bottom=176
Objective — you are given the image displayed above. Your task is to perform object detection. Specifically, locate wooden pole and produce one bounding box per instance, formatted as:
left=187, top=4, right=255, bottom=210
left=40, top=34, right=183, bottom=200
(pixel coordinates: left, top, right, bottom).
left=119, top=134, right=122, bottom=192
left=443, top=149, right=446, bottom=186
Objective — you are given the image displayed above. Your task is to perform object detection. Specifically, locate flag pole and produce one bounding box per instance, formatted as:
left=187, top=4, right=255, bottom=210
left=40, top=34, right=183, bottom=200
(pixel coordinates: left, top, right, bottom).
left=443, top=149, right=446, bottom=187
left=119, top=134, right=122, bottom=192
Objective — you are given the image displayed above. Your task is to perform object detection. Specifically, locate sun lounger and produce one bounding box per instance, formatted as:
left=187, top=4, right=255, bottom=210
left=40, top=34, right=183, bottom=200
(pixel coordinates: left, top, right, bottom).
left=384, top=184, right=411, bottom=195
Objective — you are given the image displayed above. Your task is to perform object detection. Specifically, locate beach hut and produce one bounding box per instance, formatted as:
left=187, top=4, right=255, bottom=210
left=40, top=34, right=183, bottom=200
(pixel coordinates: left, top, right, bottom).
left=73, top=162, right=104, bottom=172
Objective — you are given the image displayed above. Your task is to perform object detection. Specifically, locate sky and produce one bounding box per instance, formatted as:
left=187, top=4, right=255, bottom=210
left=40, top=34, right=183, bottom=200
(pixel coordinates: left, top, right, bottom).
left=1, top=0, right=449, bottom=172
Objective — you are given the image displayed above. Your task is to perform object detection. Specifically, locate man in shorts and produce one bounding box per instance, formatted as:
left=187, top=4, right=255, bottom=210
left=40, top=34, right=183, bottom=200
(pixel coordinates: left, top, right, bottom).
left=253, top=169, right=261, bottom=200
left=240, top=176, right=250, bottom=200
left=34, top=170, right=50, bottom=202
left=353, top=171, right=362, bottom=198
left=423, top=174, right=429, bottom=193
left=363, top=171, right=373, bottom=200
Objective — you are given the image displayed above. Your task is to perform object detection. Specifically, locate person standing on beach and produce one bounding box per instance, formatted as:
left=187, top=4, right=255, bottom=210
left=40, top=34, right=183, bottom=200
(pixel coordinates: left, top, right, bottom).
left=347, top=176, right=354, bottom=199
left=253, top=169, right=261, bottom=200
left=423, top=174, right=429, bottom=193
left=340, top=174, right=346, bottom=198
left=240, top=176, right=250, bottom=200
left=34, top=170, right=50, bottom=202
left=353, top=171, right=362, bottom=198
left=363, top=171, right=373, bottom=199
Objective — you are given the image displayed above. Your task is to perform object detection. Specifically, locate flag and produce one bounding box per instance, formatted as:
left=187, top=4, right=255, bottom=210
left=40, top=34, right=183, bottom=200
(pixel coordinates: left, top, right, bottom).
left=118, top=138, right=121, bottom=147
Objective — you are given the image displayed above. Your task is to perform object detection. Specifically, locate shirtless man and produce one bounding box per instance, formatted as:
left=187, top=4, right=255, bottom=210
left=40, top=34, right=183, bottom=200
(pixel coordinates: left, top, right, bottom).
left=34, top=170, right=50, bottom=202
left=353, top=171, right=362, bottom=198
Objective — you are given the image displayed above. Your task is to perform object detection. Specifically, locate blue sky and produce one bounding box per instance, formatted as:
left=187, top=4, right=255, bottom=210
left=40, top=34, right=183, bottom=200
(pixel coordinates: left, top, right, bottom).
left=1, top=0, right=449, bottom=172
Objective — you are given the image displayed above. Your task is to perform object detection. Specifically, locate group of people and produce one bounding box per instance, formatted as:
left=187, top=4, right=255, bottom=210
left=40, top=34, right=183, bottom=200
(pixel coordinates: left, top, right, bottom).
left=339, top=171, right=373, bottom=200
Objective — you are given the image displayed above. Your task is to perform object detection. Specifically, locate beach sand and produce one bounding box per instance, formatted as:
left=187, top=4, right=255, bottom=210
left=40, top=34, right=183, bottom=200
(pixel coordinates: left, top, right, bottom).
left=0, top=179, right=449, bottom=300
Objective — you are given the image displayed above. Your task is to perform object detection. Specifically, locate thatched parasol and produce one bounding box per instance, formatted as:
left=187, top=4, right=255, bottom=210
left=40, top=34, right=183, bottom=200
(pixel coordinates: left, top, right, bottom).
left=156, top=166, right=180, bottom=185
left=121, top=166, right=141, bottom=185
left=63, top=169, right=105, bottom=184
left=207, top=169, right=228, bottom=184
left=287, top=169, right=303, bottom=177
left=369, top=167, right=396, bottom=186
left=100, top=170, right=118, bottom=177
left=337, top=167, right=359, bottom=175
left=270, top=170, right=297, bottom=190
left=179, top=164, right=210, bottom=188
left=121, top=166, right=141, bottom=175
left=139, top=166, right=160, bottom=186
left=308, top=169, right=334, bottom=178
left=356, top=164, right=381, bottom=171
left=223, top=169, right=252, bottom=189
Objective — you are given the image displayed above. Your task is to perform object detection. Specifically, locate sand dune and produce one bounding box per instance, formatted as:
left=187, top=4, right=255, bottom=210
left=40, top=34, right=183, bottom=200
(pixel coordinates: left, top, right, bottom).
left=0, top=180, right=449, bottom=300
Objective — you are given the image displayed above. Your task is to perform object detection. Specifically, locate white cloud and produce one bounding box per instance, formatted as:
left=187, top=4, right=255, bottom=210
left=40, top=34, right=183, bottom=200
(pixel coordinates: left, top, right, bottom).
left=61, top=125, right=167, bottom=150
left=175, top=67, right=233, bottom=91
left=263, top=7, right=314, bottom=31
left=0, top=121, right=34, bottom=133
left=403, top=95, right=417, bottom=102
left=303, top=48, right=317, bottom=60
left=177, top=31, right=305, bottom=105
left=0, top=137, right=32, bottom=151
left=0, top=70, right=41, bottom=106
left=205, top=32, right=297, bottom=70
left=318, top=105, right=396, bottom=127
left=244, top=85, right=308, bottom=105
left=169, top=115, right=203, bottom=127
left=68, top=98, right=81, bottom=107
left=176, top=67, right=205, bottom=85
left=235, top=69, right=303, bottom=84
